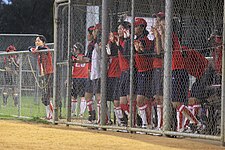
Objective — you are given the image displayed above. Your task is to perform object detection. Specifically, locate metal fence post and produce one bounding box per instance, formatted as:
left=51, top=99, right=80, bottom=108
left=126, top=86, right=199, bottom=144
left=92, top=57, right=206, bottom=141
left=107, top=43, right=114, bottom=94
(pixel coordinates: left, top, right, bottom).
left=221, top=0, right=225, bottom=145
left=100, top=0, right=110, bottom=126
left=163, top=0, right=173, bottom=132
left=129, top=0, right=135, bottom=128
left=18, top=54, right=23, bottom=117
left=53, top=1, right=68, bottom=124
left=66, top=0, right=73, bottom=123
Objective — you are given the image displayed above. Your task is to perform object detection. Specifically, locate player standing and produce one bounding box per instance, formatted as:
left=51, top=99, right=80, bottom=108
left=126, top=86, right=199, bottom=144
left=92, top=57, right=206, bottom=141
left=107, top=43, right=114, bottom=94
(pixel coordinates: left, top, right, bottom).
left=29, top=35, right=53, bottom=120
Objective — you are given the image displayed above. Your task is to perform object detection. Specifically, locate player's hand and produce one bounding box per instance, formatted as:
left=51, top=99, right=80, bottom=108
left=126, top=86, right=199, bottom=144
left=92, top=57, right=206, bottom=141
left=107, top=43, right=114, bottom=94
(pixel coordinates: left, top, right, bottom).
left=134, top=40, right=144, bottom=52
left=106, top=43, right=111, bottom=55
left=123, top=29, right=130, bottom=38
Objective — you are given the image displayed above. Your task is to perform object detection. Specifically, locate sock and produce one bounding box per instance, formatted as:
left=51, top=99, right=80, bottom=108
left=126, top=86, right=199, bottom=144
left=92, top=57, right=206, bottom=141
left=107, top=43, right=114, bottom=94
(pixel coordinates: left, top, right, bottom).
left=114, top=107, right=123, bottom=125
left=178, top=105, right=199, bottom=125
left=176, top=108, right=184, bottom=132
left=156, top=105, right=163, bottom=129
left=87, top=99, right=94, bottom=112
left=184, top=105, right=192, bottom=128
left=49, top=101, right=53, bottom=118
left=97, top=101, right=101, bottom=124
left=71, top=99, right=77, bottom=113
left=46, top=105, right=52, bottom=119
left=80, top=97, right=87, bottom=115
left=139, top=104, right=147, bottom=126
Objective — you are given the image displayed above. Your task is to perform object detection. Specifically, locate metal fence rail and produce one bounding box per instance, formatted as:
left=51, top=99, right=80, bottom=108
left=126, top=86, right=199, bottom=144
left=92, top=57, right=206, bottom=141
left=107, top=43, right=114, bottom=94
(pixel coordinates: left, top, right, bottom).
left=52, top=0, right=225, bottom=143
left=1, top=0, right=224, bottom=145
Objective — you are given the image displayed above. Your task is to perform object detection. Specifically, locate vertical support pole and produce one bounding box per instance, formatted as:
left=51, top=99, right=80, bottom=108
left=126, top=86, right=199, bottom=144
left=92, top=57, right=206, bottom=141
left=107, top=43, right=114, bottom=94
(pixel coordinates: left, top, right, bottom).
left=66, top=0, right=72, bottom=123
left=163, top=0, right=173, bottom=132
left=129, top=0, right=135, bottom=128
left=18, top=54, right=22, bottom=117
left=221, top=0, right=225, bottom=145
left=53, top=1, right=59, bottom=124
left=101, top=0, right=110, bottom=126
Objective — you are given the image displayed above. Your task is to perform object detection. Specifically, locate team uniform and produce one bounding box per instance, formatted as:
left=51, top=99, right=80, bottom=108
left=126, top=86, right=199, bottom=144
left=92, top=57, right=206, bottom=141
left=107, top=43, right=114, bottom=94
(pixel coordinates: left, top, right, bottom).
left=106, top=42, right=121, bottom=102
left=2, top=46, right=19, bottom=106
left=151, top=39, right=164, bottom=130
left=134, top=32, right=154, bottom=127
left=85, top=39, right=102, bottom=123
left=106, top=41, right=123, bottom=125
left=71, top=54, right=89, bottom=116
left=171, top=33, right=205, bottom=132
left=34, top=45, right=54, bottom=119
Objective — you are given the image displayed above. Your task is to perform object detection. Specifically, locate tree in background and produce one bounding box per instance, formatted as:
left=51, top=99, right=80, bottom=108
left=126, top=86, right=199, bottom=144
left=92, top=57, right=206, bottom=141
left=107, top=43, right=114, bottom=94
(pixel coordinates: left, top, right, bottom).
left=0, top=0, right=54, bottom=42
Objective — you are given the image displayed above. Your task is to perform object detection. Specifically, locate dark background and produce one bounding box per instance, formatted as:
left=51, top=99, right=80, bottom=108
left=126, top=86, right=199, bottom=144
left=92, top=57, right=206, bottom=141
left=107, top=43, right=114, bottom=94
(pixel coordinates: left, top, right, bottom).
left=0, top=0, right=54, bottom=42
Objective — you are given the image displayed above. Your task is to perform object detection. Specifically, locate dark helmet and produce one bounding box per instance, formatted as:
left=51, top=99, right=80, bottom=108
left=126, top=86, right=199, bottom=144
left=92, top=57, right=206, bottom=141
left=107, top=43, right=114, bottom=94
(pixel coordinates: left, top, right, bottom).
left=73, top=42, right=84, bottom=53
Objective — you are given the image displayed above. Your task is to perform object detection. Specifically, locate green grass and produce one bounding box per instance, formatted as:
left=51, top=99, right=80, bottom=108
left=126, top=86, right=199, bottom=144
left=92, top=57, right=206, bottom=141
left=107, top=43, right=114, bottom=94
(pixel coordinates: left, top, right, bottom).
left=0, top=96, right=115, bottom=121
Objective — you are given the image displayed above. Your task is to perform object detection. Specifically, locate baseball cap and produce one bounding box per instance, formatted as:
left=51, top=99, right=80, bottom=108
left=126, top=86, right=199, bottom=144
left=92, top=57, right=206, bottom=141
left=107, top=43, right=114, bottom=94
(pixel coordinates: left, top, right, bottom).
left=134, top=18, right=147, bottom=27
left=94, top=23, right=102, bottom=30
left=6, top=45, right=16, bottom=52
left=88, top=25, right=95, bottom=34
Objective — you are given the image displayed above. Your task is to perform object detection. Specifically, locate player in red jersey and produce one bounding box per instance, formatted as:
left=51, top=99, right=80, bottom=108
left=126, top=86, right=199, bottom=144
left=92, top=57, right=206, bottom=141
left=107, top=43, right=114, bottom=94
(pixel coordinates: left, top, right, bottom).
left=159, top=14, right=205, bottom=132
left=2, top=45, right=20, bottom=107
left=150, top=13, right=165, bottom=130
left=106, top=32, right=122, bottom=125
left=71, top=42, right=89, bottom=117
left=134, top=18, right=154, bottom=128
left=29, top=35, right=53, bottom=120
left=115, top=21, right=137, bottom=126
left=84, top=24, right=102, bottom=123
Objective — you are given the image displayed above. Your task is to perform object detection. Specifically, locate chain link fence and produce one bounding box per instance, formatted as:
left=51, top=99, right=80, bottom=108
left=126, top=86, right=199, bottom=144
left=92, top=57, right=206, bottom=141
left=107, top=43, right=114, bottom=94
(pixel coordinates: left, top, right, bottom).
left=1, top=0, right=224, bottom=144
left=0, top=34, right=54, bottom=118
left=53, top=0, right=225, bottom=141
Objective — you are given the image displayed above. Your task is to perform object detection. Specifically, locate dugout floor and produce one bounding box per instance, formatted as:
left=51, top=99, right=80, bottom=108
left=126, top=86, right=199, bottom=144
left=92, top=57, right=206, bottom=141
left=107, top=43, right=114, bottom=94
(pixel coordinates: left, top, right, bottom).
left=0, top=120, right=224, bottom=150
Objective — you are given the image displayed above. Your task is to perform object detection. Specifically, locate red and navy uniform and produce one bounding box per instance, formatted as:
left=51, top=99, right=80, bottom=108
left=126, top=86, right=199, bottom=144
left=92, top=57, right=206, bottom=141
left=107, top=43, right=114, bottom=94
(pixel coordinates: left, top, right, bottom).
left=37, top=46, right=53, bottom=106
left=134, top=35, right=153, bottom=72
left=118, top=38, right=130, bottom=72
left=135, top=34, right=153, bottom=98
left=117, top=38, right=135, bottom=97
left=107, top=42, right=121, bottom=101
left=151, top=38, right=163, bottom=97
left=171, top=33, right=189, bottom=103
left=37, top=46, right=53, bottom=75
left=71, top=54, right=89, bottom=98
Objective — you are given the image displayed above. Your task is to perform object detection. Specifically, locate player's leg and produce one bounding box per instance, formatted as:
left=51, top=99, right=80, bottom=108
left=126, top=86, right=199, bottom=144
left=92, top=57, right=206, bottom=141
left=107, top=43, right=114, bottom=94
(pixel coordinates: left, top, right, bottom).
left=2, top=87, right=9, bottom=106
left=85, top=79, right=95, bottom=122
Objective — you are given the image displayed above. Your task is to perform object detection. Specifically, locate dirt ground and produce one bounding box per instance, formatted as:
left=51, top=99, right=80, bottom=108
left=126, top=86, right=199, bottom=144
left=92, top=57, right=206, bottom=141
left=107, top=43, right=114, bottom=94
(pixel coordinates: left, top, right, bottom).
left=0, top=120, right=225, bottom=150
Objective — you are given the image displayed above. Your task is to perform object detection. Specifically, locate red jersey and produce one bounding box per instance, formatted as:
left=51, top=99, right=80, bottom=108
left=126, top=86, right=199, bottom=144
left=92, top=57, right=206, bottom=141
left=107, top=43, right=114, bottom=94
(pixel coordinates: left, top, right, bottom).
left=172, top=33, right=185, bottom=70
left=134, top=35, right=153, bottom=72
left=38, top=46, right=53, bottom=75
left=118, top=39, right=130, bottom=71
left=72, top=54, right=89, bottom=78
left=212, top=46, right=222, bottom=74
left=108, top=56, right=121, bottom=78
left=152, top=58, right=163, bottom=69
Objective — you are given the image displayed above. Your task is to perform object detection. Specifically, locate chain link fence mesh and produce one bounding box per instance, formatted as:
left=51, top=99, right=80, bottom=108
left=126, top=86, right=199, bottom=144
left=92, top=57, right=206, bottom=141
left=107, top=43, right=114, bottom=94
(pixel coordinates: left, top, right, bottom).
left=0, top=0, right=223, bottom=140
left=54, top=0, right=224, bottom=138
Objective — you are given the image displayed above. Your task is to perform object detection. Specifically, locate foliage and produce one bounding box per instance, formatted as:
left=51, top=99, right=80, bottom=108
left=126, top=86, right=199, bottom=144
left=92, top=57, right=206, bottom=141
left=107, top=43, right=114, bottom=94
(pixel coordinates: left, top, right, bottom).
left=0, top=0, right=54, bottom=42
